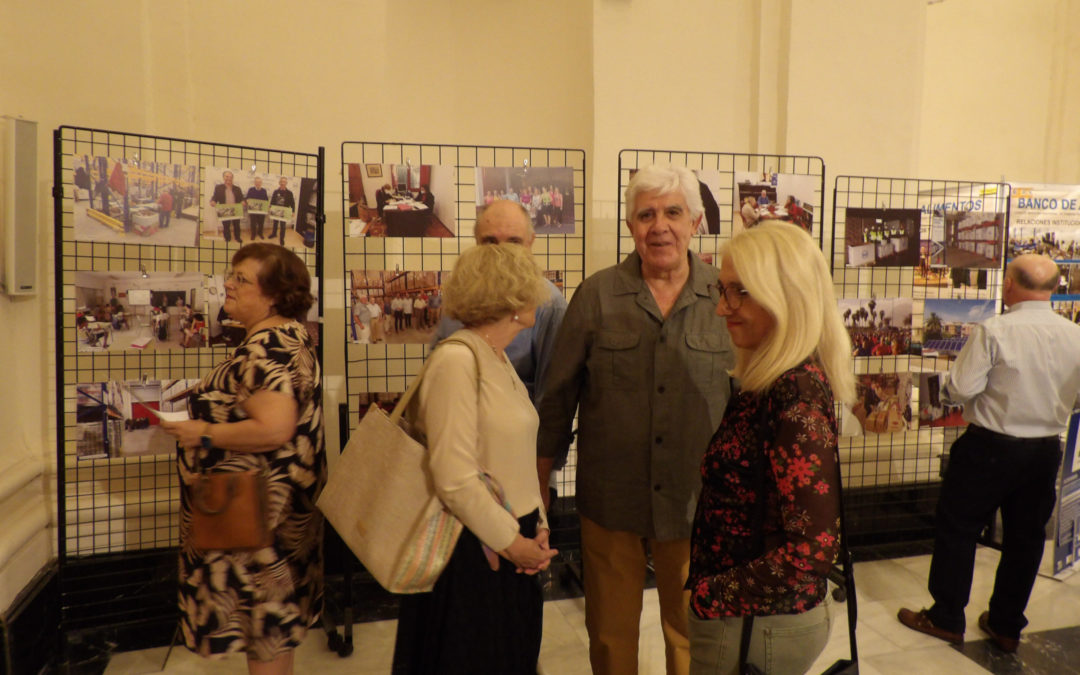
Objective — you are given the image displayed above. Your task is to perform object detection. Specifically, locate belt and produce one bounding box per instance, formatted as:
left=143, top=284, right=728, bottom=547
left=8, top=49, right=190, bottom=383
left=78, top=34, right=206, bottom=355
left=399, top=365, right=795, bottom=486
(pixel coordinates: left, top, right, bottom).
left=967, top=424, right=1058, bottom=446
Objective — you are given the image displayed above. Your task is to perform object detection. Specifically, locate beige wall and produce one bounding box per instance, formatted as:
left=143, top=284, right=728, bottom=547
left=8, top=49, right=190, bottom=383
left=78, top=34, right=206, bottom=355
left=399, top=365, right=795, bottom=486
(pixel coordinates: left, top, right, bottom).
left=0, top=0, right=1076, bottom=613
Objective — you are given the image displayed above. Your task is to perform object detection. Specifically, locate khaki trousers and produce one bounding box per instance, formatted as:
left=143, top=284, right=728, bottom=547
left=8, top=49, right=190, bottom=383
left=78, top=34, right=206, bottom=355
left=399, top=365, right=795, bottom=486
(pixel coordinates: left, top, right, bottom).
left=580, top=514, right=691, bottom=675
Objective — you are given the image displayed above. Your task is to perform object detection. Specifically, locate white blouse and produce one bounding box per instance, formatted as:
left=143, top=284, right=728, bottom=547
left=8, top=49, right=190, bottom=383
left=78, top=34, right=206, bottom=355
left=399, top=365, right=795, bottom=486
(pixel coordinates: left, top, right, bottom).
left=415, top=329, right=548, bottom=552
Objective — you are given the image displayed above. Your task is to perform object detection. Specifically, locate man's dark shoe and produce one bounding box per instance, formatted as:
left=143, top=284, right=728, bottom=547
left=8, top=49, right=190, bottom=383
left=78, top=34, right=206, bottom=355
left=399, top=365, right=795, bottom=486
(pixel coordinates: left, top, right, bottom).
left=978, top=611, right=1019, bottom=653
left=897, top=607, right=963, bottom=645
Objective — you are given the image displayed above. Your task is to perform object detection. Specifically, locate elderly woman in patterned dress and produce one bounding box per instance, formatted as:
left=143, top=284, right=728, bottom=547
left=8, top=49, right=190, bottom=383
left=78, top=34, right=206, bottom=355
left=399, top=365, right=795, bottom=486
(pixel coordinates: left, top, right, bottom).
left=686, top=222, right=855, bottom=675
left=162, top=243, right=324, bottom=675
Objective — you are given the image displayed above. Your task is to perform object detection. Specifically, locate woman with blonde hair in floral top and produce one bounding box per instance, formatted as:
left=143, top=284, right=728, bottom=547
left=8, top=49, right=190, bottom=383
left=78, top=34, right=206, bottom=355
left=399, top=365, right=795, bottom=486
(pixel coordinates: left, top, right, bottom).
left=687, top=221, right=854, bottom=675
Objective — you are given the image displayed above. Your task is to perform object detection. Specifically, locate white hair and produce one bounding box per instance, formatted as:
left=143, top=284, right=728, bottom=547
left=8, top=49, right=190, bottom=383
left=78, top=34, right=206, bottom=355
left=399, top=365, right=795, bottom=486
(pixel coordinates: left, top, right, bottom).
left=624, top=165, right=704, bottom=222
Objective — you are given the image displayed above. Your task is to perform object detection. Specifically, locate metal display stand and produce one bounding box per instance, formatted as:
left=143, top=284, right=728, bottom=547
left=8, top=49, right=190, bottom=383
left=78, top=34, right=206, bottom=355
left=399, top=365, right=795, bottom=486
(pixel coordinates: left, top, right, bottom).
left=53, top=125, right=324, bottom=665
left=338, top=140, right=587, bottom=584
left=616, top=149, right=826, bottom=260
left=831, top=174, right=1010, bottom=548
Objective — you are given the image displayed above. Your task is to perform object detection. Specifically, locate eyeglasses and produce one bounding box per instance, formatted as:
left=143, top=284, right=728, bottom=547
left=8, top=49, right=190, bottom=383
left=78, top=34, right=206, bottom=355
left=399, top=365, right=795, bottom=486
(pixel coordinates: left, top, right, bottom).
left=225, top=270, right=255, bottom=286
left=708, top=280, right=750, bottom=310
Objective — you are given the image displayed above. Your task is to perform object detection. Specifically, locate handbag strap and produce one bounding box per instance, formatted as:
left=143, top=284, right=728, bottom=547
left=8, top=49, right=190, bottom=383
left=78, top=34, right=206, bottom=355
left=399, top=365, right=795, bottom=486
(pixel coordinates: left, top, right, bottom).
left=739, top=615, right=756, bottom=673
left=388, top=335, right=484, bottom=425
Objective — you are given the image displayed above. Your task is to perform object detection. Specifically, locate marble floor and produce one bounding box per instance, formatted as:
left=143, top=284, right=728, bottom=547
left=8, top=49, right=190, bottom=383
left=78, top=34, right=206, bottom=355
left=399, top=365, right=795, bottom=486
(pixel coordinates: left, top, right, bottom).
left=104, top=544, right=1080, bottom=675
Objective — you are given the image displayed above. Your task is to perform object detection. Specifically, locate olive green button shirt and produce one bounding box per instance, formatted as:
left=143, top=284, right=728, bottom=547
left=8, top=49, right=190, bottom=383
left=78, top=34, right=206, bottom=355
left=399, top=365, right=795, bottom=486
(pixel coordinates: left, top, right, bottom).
left=538, top=251, right=734, bottom=540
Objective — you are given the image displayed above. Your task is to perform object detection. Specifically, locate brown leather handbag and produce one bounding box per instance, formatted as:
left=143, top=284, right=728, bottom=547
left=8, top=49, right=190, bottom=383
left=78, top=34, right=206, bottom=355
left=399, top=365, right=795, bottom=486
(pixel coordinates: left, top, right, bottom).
left=188, top=469, right=273, bottom=551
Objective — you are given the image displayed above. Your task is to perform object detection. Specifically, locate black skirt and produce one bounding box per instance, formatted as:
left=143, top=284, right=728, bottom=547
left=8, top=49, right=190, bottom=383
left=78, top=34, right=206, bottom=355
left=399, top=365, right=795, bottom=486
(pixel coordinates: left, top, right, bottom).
left=392, top=510, right=543, bottom=674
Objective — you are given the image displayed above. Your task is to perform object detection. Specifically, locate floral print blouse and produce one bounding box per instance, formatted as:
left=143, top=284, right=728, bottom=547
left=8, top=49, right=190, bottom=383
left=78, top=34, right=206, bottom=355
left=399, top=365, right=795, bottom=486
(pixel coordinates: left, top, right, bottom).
left=687, top=359, right=841, bottom=619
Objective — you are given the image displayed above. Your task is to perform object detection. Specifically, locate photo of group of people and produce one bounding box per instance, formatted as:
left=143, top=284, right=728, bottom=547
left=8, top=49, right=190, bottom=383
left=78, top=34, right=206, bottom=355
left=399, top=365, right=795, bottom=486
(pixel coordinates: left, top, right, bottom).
left=1009, top=226, right=1080, bottom=261
left=75, top=271, right=208, bottom=352
left=202, top=168, right=317, bottom=249
left=71, top=157, right=317, bottom=250
left=844, top=372, right=916, bottom=435
left=72, top=156, right=200, bottom=247
left=849, top=203, right=1007, bottom=289
left=844, top=208, right=922, bottom=267
left=734, top=171, right=816, bottom=234
left=75, top=379, right=197, bottom=460
left=476, top=166, right=576, bottom=235
left=346, top=163, right=456, bottom=237
left=920, top=298, right=997, bottom=359
left=349, top=270, right=445, bottom=344
left=839, top=297, right=915, bottom=356
left=75, top=270, right=319, bottom=353
left=917, top=372, right=966, bottom=428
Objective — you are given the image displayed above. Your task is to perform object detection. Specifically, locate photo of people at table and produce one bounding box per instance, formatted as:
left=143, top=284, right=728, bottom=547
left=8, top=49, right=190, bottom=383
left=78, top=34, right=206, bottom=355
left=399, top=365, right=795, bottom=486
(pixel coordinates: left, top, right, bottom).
left=939, top=210, right=1005, bottom=269
left=74, top=271, right=208, bottom=352
left=839, top=297, right=915, bottom=357
left=843, top=372, right=915, bottom=436
left=348, top=269, right=445, bottom=344
left=733, top=171, right=816, bottom=234
left=72, top=155, right=200, bottom=247
left=844, top=207, right=921, bottom=267
left=345, top=163, right=456, bottom=237
left=920, top=298, right=997, bottom=359
left=75, top=378, right=198, bottom=460
left=475, top=166, right=576, bottom=235
left=1008, top=224, right=1080, bottom=262
left=917, top=372, right=965, bottom=429
left=202, top=168, right=317, bottom=249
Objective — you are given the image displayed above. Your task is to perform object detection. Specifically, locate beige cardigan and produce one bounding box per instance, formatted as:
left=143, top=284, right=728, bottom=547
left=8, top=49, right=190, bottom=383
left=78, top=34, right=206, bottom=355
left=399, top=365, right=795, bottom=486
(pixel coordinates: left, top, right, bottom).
left=415, top=330, right=548, bottom=551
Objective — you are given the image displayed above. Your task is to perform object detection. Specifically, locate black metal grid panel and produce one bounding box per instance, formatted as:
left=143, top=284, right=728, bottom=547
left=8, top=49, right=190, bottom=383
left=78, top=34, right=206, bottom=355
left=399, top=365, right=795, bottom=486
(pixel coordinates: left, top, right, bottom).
left=832, top=175, right=1010, bottom=542
left=54, top=126, right=322, bottom=563
left=616, top=149, right=826, bottom=261
left=339, top=142, right=586, bottom=501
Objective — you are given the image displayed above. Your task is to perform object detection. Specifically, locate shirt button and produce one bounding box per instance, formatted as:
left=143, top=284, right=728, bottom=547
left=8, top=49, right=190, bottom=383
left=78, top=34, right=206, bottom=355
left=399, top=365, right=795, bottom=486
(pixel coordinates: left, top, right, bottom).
left=655, top=436, right=663, bottom=444
left=653, top=484, right=661, bottom=492
left=657, top=385, right=665, bottom=394
left=659, top=334, right=666, bottom=343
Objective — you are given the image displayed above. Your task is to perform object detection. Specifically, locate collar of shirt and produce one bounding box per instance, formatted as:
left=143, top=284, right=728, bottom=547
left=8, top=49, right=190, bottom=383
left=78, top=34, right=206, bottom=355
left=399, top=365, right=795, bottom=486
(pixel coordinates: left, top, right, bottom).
left=1005, top=299, right=1052, bottom=314
left=613, top=251, right=713, bottom=296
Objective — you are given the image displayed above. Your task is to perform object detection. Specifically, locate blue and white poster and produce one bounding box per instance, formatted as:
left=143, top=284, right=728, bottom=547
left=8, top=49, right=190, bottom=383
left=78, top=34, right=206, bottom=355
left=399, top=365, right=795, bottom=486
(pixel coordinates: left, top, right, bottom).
left=1009, top=183, right=1080, bottom=301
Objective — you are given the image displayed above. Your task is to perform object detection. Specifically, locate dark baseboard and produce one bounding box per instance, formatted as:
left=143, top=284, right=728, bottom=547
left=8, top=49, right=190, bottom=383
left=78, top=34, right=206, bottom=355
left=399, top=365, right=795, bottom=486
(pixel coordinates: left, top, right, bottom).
left=0, top=560, right=59, bottom=675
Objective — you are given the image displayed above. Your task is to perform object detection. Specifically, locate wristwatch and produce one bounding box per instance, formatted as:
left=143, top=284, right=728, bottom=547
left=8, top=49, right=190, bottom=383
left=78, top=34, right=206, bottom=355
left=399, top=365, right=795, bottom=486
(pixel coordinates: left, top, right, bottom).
left=200, top=424, right=213, bottom=450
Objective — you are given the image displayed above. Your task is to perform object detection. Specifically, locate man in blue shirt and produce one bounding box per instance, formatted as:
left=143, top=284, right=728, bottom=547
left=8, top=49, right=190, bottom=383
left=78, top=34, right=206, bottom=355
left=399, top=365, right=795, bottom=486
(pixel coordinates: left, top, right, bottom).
left=431, top=200, right=567, bottom=406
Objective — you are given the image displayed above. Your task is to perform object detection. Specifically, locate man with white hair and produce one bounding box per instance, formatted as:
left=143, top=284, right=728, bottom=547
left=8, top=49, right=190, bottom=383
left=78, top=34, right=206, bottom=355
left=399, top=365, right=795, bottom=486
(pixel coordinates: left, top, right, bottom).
left=539, top=165, right=734, bottom=675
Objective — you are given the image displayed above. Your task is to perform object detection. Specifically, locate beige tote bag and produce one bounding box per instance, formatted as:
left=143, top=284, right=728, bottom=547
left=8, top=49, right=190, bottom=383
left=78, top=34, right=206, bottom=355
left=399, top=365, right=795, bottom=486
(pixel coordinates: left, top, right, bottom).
left=317, top=337, right=480, bottom=593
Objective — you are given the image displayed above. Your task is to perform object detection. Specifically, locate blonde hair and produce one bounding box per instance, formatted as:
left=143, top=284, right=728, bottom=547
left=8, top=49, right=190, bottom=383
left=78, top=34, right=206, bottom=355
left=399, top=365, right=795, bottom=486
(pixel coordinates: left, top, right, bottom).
left=443, top=243, right=548, bottom=326
left=722, top=222, right=855, bottom=404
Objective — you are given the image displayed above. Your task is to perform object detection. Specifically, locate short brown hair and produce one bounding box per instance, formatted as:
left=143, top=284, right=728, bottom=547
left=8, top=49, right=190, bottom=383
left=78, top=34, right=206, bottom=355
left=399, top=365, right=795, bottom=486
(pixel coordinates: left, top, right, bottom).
left=231, top=243, right=314, bottom=320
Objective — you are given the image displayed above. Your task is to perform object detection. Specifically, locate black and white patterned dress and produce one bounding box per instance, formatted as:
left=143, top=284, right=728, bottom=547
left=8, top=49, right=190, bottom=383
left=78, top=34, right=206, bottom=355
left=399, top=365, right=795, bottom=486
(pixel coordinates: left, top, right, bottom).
left=178, top=321, right=325, bottom=660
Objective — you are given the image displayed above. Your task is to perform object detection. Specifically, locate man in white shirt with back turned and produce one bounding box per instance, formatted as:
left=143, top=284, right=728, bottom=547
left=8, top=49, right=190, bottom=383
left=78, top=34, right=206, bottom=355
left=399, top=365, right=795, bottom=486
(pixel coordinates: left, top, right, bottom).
left=899, top=253, right=1080, bottom=653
